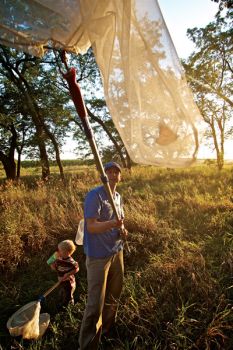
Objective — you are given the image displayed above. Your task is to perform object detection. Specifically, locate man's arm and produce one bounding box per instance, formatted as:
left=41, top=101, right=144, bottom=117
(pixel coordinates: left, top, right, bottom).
left=86, top=218, right=123, bottom=234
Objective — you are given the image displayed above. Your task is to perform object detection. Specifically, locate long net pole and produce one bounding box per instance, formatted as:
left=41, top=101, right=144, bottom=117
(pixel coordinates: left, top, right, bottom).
left=61, top=55, right=130, bottom=252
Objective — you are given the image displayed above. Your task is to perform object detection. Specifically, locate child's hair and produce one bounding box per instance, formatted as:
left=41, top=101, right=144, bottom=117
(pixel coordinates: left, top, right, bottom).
left=58, top=240, right=76, bottom=255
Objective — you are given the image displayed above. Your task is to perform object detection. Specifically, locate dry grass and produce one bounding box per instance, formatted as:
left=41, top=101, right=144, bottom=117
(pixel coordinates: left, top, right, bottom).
left=0, top=164, right=233, bottom=349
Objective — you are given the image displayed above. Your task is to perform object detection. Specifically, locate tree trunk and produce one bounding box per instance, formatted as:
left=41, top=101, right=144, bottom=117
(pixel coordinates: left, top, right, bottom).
left=125, top=148, right=132, bottom=170
left=0, top=153, right=16, bottom=180
left=210, top=121, right=223, bottom=171
left=42, top=123, right=65, bottom=182
left=16, top=123, right=28, bottom=180
left=0, top=55, right=51, bottom=181
left=23, top=90, right=50, bottom=180
left=0, top=124, right=17, bottom=180
left=36, top=127, right=50, bottom=180
left=17, top=151, right=21, bottom=178
left=217, top=153, right=224, bottom=171
left=86, top=107, right=127, bottom=167
left=6, top=162, right=16, bottom=179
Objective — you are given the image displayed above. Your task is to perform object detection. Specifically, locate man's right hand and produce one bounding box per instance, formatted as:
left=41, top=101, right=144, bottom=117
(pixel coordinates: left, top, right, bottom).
left=111, top=219, right=124, bottom=229
left=120, top=227, right=128, bottom=239
left=112, top=220, right=128, bottom=239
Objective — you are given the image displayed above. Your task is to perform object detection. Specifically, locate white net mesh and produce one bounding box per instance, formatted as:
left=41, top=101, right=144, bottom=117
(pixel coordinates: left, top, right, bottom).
left=7, top=301, right=50, bottom=339
left=0, top=0, right=201, bottom=167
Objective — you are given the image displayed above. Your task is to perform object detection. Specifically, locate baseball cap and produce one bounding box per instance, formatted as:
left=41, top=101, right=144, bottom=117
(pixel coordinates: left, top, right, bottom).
left=104, top=161, right=122, bottom=173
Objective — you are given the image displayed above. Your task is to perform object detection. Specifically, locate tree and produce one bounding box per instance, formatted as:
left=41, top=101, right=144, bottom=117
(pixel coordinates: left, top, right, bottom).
left=0, top=116, right=17, bottom=179
left=211, top=0, right=233, bottom=10
left=0, top=76, right=35, bottom=179
left=0, top=46, right=73, bottom=180
left=0, top=45, right=131, bottom=180
left=183, top=13, right=233, bottom=170
left=0, top=46, right=51, bottom=179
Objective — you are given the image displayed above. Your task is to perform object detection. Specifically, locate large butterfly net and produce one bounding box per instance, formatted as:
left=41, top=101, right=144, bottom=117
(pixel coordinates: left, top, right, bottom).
left=0, top=0, right=201, bottom=167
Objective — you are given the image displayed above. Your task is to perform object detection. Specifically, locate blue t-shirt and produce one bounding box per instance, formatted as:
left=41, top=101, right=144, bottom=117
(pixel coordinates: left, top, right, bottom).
left=84, top=186, right=124, bottom=258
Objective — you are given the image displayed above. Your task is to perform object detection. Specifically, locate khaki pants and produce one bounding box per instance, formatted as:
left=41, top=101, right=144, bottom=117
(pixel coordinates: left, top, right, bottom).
left=79, top=250, right=124, bottom=350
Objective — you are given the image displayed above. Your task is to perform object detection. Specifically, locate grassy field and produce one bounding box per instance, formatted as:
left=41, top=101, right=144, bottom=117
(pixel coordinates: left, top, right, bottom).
left=0, top=163, right=233, bottom=350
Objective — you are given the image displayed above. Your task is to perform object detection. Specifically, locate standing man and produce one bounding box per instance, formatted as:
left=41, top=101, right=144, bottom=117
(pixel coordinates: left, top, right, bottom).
left=79, top=161, right=127, bottom=350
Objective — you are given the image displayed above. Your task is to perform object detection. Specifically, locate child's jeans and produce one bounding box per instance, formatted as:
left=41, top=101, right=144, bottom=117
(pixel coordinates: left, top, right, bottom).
left=59, top=280, right=76, bottom=306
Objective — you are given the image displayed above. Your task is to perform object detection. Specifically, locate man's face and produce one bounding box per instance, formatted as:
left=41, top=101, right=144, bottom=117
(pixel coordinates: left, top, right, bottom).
left=105, top=167, right=121, bottom=184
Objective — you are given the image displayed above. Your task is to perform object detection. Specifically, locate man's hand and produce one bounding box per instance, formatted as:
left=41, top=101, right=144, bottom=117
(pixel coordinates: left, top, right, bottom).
left=111, top=219, right=124, bottom=229
left=111, top=219, right=128, bottom=238
left=120, top=227, right=128, bottom=239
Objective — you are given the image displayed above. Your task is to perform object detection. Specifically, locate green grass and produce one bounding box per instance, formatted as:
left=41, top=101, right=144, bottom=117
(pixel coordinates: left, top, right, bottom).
left=0, top=164, right=233, bottom=349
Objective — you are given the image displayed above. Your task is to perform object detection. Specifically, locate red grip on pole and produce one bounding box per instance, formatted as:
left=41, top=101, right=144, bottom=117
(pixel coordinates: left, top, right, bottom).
left=63, top=68, right=87, bottom=119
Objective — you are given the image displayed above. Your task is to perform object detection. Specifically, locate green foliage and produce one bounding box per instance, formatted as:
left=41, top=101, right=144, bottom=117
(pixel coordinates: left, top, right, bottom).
left=0, top=45, right=131, bottom=180
left=184, top=13, right=233, bottom=170
left=211, top=0, right=233, bottom=10
left=0, top=165, right=233, bottom=349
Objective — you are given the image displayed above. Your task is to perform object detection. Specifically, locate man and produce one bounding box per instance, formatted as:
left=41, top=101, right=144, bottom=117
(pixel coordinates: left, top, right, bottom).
left=79, top=161, right=127, bottom=350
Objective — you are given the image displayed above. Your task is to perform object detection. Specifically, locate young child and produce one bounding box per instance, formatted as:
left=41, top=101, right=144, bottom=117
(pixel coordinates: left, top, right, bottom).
left=47, top=240, right=79, bottom=307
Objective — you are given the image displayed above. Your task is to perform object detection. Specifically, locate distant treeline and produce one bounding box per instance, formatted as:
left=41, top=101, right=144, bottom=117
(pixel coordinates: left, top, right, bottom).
left=21, top=159, right=95, bottom=168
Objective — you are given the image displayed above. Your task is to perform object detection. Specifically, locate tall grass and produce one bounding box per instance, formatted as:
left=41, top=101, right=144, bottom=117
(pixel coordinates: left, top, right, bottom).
left=0, top=164, right=233, bottom=349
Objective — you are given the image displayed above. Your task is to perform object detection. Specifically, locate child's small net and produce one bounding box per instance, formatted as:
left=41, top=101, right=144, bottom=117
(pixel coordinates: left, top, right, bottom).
left=0, top=0, right=202, bottom=167
left=7, top=301, right=50, bottom=339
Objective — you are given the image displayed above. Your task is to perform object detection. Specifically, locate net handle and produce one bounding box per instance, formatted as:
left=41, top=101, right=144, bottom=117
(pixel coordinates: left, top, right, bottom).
left=42, top=281, right=60, bottom=298
left=61, top=51, right=130, bottom=253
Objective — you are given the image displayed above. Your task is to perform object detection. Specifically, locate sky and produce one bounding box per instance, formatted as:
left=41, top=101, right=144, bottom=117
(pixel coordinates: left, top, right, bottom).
left=158, top=0, right=219, bottom=59
left=157, top=0, right=232, bottom=160
left=61, top=0, right=232, bottom=161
